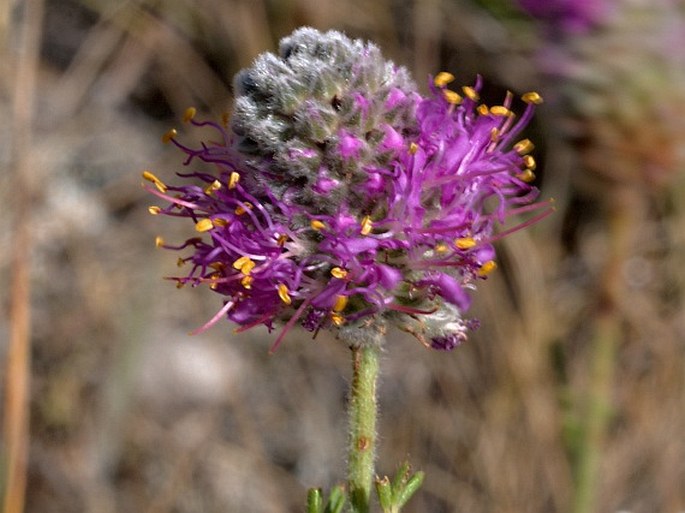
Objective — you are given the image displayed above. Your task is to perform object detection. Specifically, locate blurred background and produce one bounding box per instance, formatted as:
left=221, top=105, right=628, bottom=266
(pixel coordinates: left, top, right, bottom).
left=1, top=0, right=684, bottom=512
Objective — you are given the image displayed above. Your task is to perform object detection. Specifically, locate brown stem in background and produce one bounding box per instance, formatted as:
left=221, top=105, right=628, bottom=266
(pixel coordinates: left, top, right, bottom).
left=3, top=1, right=43, bottom=512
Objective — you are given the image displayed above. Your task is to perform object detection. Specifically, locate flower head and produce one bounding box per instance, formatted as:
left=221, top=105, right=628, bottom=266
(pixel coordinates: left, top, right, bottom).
left=145, top=28, right=551, bottom=351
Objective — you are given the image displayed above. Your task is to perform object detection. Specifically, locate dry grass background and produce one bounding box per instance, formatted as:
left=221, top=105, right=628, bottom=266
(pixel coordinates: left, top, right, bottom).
left=1, top=0, right=684, bottom=512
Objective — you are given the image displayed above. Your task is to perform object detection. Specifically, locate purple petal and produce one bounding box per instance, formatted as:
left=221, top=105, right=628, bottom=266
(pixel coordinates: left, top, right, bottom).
left=376, top=264, right=402, bottom=290
left=378, top=124, right=404, bottom=154
left=338, top=131, right=364, bottom=159
left=385, top=87, right=406, bottom=109
left=311, top=279, right=347, bottom=308
left=428, top=272, right=471, bottom=311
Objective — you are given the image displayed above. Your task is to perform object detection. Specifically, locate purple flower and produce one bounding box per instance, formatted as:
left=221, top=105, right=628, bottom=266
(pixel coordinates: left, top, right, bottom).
left=145, top=29, right=551, bottom=351
left=516, top=0, right=611, bottom=34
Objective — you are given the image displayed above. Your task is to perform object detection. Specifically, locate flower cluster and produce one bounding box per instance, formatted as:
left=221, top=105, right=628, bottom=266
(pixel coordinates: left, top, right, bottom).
left=145, top=28, right=550, bottom=351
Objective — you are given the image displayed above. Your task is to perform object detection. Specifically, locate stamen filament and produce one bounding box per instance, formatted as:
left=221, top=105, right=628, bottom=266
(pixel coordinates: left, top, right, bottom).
left=269, top=298, right=312, bottom=353
left=189, top=300, right=235, bottom=335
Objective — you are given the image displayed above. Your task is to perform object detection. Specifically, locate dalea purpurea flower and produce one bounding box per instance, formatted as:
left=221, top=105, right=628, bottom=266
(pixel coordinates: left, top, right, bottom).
left=144, top=28, right=552, bottom=351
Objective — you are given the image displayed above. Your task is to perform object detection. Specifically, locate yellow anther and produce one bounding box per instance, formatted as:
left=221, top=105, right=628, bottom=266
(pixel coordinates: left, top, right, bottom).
left=204, top=179, right=222, bottom=195
left=360, top=215, right=373, bottom=236
left=478, top=260, right=497, bottom=276
left=434, top=71, right=455, bottom=87
left=241, top=275, right=253, bottom=289
left=514, top=139, right=535, bottom=155
left=434, top=242, right=449, bottom=253
left=455, top=237, right=477, bottom=250
left=276, top=234, right=288, bottom=246
left=195, top=218, right=214, bottom=232
left=210, top=262, right=225, bottom=271
left=155, top=236, right=165, bottom=248
left=333, top=295, right=348, bottom=312
left=232, top=255, right=252, bottom=271
left=240, top=259, right=256, bottom=275
left=516, top=169, right=536, bottom=183
left=490, top=128, right=500, bottom=142
left=177, top=257, right=186, bottom=267
left=522, top=91, right=543, bottom=104
left=142, top=170, right=159, bottom=182
left=142, top=170, right=167, bottom=193
left=477, top=104, right=490, bottom=116
left=490, top=105, right=511, bottom=116
left=443, top=89, right=463, bottom=105
left=148, top=206, right=162, bottom=215
left=183, top=107, right=197, bottom=123
left=228, top=171, right=240, bottom=189
left=462, top=86, right=479, bottom=101
left=277, top=283, right=292, bottom=305
left=330, top=312, right=345, bottom=326
left=212, top=218, right=228, bottom=227
left=331, top=267, right=348, bottom=279
left=209, top=274, right=220, bottom=290
left=409, top=142, right=419, bottom=154
left=523, top=155, right=536, bottom=170
left=235, top=202, right=253, bottom=215
left=162, top=128, right=178, bottom=144
left=176, top=281, right=185, bottom=289
left=311, top=219, right=326, bottom=231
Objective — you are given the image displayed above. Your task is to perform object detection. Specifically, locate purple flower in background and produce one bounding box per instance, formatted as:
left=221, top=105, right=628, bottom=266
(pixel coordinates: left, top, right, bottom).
left=516, top=0, right=610, bottom=34
left=519, top=1, right=685, bottom=189
left=144, top=28, right=551, bottom=351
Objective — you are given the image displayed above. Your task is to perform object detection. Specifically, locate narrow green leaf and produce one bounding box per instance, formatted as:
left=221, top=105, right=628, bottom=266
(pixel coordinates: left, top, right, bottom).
left=307, top=488, right=323, bottom=513
left=390, top=461, right=411, bottom=495
left=325, top=484, right=346, bottom=513
left=394, top=471, right=425, bottom=509
left=375, top=476, right=393, bottom=512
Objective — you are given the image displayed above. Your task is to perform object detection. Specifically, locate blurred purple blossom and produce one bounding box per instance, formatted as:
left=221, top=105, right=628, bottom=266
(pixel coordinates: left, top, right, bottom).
left=516, top=0, right=611, bottom=34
